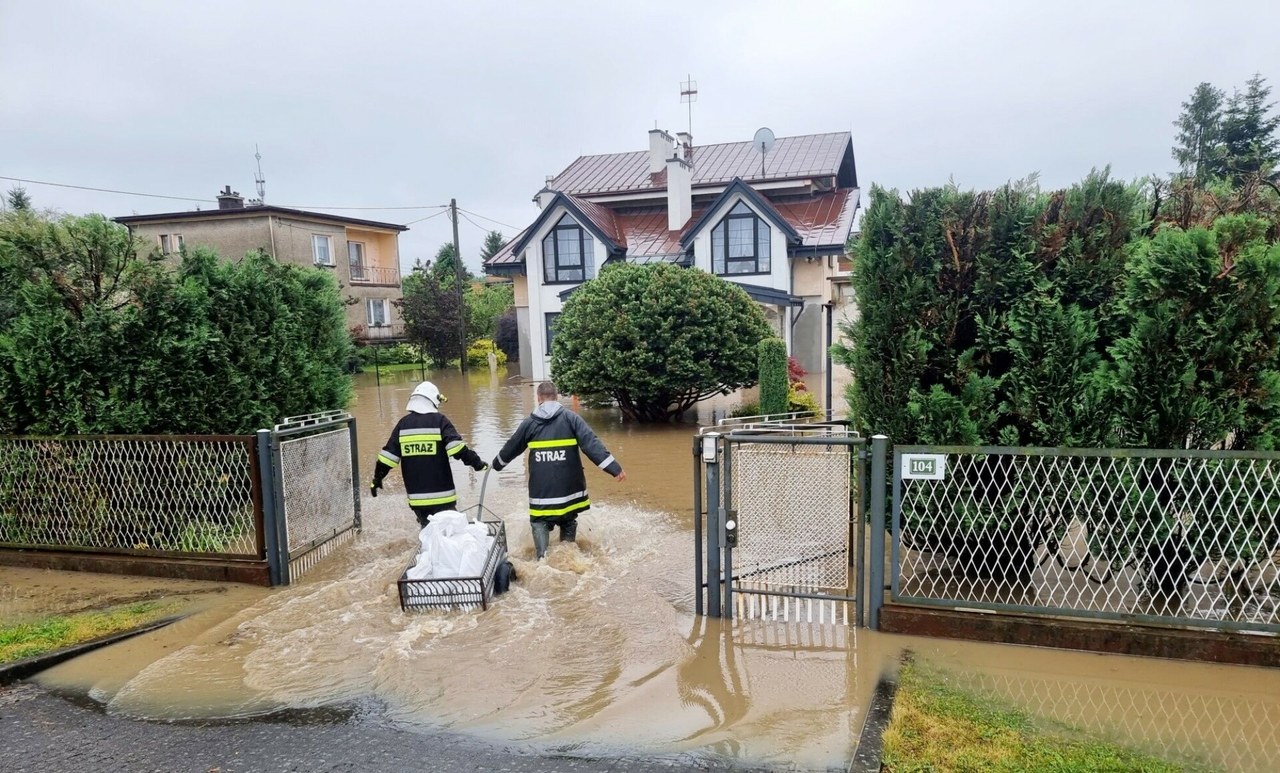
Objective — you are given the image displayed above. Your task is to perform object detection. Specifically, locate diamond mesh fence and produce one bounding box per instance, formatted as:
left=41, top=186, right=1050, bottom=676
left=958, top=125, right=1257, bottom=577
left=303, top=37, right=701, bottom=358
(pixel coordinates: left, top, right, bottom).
left=730, top=441, right=852, bottom=593
left=279, top=427, right=355, bottom=560
left=0, top=436, right=259, bottom=556
left=894, top=449, right=1280, bottom=631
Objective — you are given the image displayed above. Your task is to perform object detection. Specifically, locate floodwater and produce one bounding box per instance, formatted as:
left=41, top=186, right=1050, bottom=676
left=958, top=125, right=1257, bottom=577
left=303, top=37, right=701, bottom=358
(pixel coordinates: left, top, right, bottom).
left=27, top=367, right=1280, bottom=771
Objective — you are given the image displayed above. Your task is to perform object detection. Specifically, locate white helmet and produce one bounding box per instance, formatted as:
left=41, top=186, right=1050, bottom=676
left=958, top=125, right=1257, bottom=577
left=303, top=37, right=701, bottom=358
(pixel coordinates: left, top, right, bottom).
left=406, top=381, right=446, bottom=414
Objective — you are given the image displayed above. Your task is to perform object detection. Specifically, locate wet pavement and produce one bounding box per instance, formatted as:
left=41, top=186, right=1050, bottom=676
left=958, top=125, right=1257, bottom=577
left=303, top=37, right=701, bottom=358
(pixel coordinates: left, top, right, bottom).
left=0, top=682, right=782, bottom=773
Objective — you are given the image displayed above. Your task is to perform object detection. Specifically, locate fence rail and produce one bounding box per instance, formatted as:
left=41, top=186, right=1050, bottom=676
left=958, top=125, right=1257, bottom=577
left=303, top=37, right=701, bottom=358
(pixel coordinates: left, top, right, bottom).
left=0, top=435, right=262, bottom=560
left=891, top=446, right=1280, bottom=634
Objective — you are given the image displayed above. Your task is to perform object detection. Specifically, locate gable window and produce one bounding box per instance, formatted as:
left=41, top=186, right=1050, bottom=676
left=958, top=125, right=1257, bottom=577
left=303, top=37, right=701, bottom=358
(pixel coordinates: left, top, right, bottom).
left=541, top=214, right=595, bottom=284
left=711, top=201, right=771, bottom=276
left=348, top=241, right=366, bottom=280
left=312, top=234, right=333, bottom=265
left=545, top=312, right=560, bottom=356
left=367, top=298, right=389, bottom=327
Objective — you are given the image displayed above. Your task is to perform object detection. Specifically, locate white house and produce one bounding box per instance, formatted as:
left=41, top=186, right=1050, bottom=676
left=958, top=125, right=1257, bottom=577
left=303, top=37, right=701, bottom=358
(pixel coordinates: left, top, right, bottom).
left=485, top=128, right=860, bottom=387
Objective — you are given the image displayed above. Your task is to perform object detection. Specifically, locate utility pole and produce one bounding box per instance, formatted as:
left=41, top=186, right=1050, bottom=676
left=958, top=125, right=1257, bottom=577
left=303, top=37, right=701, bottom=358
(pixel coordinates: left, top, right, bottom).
left=450, top=198, right=467, bottom=372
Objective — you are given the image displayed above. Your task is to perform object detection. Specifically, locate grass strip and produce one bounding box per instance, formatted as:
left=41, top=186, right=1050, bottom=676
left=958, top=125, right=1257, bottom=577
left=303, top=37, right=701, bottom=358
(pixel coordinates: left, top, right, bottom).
left=882, top=661, right=1204, bottom=772
left=0, top=601, right=178, bottom=664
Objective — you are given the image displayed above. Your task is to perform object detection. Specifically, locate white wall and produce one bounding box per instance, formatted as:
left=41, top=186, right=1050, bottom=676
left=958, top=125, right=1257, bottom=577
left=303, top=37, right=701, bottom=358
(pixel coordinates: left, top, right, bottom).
left=524, top=206, right=609, bottom=382
left=690, top=192, right=794, bottom=355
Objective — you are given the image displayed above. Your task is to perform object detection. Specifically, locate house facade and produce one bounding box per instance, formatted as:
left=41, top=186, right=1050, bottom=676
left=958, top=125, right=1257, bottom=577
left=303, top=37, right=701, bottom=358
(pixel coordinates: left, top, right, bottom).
left=485, top=129, right=859, bottom=387
left=116, top=186, right=408, bottom=342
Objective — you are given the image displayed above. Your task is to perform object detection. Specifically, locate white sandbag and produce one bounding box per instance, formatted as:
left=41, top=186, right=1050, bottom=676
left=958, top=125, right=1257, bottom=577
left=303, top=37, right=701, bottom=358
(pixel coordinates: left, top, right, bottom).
left=405, top=550, right=433, bottom=580
left=408, top=511, right=497, bottom=580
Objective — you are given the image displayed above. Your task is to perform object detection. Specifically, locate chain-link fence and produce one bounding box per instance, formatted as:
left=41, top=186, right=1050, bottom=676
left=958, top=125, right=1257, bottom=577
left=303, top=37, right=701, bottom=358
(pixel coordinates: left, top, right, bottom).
left=892, top=447, right=1280, bottom=633
left=0, top=435, right=260, bottom=557
left=265, top=412, right=360, bottom=584
left=731, top=442, right=852, bottom=591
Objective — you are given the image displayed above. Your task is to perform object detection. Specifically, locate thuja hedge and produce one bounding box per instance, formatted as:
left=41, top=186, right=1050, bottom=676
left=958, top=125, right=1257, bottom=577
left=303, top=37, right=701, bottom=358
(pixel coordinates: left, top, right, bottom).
left=836, top=172, right=1280, bottom=451
left=0, top=213, right=352, bottom=435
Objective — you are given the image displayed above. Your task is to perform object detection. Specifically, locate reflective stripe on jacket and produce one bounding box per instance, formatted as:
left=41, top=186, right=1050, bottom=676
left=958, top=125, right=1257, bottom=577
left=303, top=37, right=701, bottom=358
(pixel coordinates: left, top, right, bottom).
left=492, top=401, right=621, bottom=518
left=373, top=412, right=483, bottom=508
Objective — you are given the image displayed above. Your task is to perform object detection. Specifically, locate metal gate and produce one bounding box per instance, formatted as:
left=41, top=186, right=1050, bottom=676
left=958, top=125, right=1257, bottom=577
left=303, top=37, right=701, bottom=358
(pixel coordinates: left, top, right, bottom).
left=256, top=411, right=361, bottom=585
left=695, top=419, right=874, bottom=626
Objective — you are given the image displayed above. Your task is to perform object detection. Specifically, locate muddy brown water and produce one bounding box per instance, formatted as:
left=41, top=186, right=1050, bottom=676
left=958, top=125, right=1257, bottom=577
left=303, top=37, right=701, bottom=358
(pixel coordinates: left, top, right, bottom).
left=20, top=368, right=1280, bottom=770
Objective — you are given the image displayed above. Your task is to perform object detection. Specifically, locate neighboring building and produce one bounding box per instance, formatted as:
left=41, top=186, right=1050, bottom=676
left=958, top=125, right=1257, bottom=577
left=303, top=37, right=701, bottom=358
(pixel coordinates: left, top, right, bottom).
left=484, top=129, right=860, bottom=385
left=116, top=186, right=408, bottom=342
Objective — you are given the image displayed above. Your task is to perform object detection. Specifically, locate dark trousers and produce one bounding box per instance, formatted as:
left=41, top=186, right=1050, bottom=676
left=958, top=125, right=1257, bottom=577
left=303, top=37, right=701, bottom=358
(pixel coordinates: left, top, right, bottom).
left=412, top=504, right=455, bottom=529
left=530, top=514, right=578, bottom=558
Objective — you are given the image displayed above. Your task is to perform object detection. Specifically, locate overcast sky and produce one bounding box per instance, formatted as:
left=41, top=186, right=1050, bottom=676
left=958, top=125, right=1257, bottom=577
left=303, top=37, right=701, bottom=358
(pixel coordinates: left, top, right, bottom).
left=2, top=1, right=1277, bottom=273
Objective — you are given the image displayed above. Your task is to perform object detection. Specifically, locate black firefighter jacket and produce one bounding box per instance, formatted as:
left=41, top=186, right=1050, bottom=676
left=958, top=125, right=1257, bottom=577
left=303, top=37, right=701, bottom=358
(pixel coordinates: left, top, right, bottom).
left=491, top=401, right=622, bottom=518
left=373, top=411, right=484, bottom=511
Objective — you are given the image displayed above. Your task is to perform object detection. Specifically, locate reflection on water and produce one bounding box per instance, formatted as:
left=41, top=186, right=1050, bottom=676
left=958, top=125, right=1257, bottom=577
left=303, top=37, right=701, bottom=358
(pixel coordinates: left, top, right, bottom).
left=26, top=367, right=1280, bottom=771
left=902, top=635, right=1280, bottom=773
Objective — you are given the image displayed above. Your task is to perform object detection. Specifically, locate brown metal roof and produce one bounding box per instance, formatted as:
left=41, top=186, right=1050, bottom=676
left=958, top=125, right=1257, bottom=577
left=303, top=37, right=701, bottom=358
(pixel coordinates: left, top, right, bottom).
left=773, top=189, right=859, bottom=248
left=485, top=227, right=527, bottom=266
left=550, top=132, right=853, bottom=196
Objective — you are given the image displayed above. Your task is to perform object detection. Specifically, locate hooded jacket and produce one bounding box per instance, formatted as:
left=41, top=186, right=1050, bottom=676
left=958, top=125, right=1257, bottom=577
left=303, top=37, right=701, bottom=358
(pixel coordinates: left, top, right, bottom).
left=373, top=411, right=484, bottom=511
left=492, top=401, right=622, bottom=518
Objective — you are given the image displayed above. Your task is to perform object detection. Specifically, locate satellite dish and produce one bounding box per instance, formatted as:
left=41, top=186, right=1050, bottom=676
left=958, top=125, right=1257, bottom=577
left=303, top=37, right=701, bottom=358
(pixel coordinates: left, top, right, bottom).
left=753, top=127, right=775, bottom=178
left=753, top=127, right=776, bottom=154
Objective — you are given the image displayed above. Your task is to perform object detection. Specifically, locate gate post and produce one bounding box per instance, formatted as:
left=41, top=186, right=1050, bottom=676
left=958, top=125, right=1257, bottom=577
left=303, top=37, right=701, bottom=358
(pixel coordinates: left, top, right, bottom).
left=703, top=433, right=722, bottom=618
left=348, top=417, right=362, bottom=532
left=721, top=438, right=734, bottom=620
left=256, top=429, right=284, bottom=586
left=693, top=436, right=704, bottom=616
left=868, top=434, right=889, bottom=629
left=269, top=429, right=291, bottom=586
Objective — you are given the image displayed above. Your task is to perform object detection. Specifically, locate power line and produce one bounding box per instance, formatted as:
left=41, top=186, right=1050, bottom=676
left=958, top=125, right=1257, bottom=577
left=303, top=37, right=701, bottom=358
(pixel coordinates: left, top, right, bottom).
left=281, top=204, right=448, bottom=211
left=457, top=211, right=492, bottom=234
left=457, top=207, right=517, bottom=230
left=0, top=175, right=214, bottom=203
left=0, top=174, right=449, bottom=213
left=403, top=209, right=451, bottom=226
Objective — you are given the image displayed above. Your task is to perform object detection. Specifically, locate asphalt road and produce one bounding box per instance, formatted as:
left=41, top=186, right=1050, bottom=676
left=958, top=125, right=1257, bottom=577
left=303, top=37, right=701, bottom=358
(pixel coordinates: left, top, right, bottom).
left=0, top=683, right=791, bottom=773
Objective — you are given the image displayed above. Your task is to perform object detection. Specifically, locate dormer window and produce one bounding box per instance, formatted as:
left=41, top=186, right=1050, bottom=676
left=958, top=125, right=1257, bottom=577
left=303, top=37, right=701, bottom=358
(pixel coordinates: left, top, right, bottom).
left=542, top=214, right=596, bottom=284
left=711, top=201, right=771, bottom=276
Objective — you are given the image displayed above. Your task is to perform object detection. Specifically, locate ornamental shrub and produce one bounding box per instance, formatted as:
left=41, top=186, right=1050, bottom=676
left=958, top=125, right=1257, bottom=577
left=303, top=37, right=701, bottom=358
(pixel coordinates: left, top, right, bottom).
left=758, top=338, right=789, bottom=417
left=551, top=262, right=771, bottom=422
left=465, top=337, right=508, bottom=367
left=0, top=213, right=352, bottom=435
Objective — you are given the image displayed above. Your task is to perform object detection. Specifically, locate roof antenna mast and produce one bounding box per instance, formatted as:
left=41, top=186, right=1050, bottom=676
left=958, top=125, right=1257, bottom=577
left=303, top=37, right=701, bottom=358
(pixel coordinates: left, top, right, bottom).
left=253, top=144, right=266, bottom=204
left=680, top=74, right=698, bottom=138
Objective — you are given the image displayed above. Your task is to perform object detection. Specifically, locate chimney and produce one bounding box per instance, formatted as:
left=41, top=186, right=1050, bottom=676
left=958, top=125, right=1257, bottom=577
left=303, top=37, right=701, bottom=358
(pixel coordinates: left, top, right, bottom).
left=533, top=177, right=557, bottom=210
left=666, top=153, right=693, bottom=230
left=217, top=185, right=245, bottom=210
left=648, top=128, right=674, bottom=174
left=677, top=131, right=693, bottom=162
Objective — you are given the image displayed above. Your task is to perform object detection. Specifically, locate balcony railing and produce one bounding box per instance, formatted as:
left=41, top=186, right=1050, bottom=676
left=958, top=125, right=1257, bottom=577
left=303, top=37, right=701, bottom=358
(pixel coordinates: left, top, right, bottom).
left=357, top=321, right=406, bottom=342
left=349, top=265, right=401, bottom=286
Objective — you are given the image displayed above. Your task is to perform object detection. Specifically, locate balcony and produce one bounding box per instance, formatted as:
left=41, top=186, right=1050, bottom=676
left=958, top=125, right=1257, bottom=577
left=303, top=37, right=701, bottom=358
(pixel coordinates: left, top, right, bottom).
left=349, top=264, right=401, bottom=286
left=356, top=321, right=406, bottom=342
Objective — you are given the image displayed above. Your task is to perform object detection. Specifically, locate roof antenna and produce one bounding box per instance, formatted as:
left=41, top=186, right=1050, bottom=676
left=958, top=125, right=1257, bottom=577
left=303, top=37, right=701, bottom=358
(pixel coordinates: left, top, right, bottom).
left=680, top=74, right=697, bottom=139
left=253, top=144, right=266, bottom=204
left=753, top=127, right=775, bottom=179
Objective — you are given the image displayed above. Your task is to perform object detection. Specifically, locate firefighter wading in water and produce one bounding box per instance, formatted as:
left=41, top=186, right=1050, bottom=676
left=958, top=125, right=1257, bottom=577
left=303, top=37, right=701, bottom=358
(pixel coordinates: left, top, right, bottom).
left=370, top=381, right=487, bottom=526
left=492, top=381, right=626, bottom=559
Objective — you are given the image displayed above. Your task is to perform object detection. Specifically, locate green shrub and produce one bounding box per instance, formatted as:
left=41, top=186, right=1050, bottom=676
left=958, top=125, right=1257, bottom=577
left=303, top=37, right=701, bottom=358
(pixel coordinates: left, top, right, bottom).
left=0, top=213, right=352, bottom=435
left=758, top=338, right=789, bottom=417
left=788, top=387, right=821, bottom=418
left=552, top=263, right=771, bottom=422
left=465, top=338, right=508, bottom=367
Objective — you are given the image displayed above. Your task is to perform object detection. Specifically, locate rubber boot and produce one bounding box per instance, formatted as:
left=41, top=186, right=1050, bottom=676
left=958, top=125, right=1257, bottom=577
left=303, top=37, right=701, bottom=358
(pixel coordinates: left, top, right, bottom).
left=531, top=520, right=550, bottom=559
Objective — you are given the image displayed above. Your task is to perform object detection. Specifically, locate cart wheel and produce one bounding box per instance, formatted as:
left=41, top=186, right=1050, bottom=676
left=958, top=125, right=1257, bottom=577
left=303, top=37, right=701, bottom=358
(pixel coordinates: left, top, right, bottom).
left=494, top=560, right=517, bottom=595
